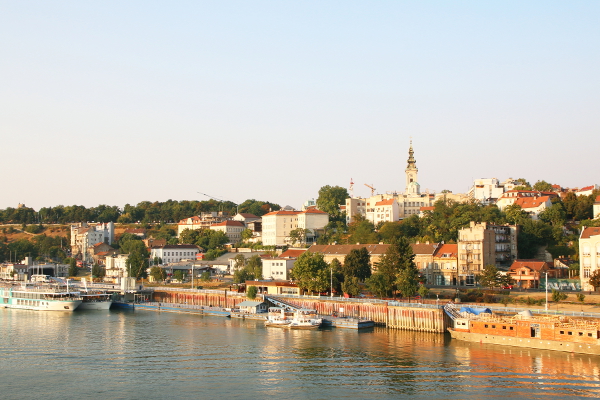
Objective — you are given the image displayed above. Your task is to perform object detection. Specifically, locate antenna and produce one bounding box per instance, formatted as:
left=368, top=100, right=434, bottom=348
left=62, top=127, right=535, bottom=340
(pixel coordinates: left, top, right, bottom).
left=349, top=178, right=354, bottom=198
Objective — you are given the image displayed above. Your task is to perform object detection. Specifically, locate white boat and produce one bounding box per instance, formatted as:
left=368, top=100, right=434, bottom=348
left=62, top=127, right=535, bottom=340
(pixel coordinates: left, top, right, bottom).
left=264, top=307, right=293, bottom=327
left=0, top=282, right=82, bottom=311
left=286, top=309, right=322, bottom=330
left=77, top=292, right=113, bottom=310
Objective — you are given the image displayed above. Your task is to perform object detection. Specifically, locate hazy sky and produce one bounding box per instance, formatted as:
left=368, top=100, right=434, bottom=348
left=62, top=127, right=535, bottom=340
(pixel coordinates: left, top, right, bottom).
left=1, top=1, right=598, bottom=211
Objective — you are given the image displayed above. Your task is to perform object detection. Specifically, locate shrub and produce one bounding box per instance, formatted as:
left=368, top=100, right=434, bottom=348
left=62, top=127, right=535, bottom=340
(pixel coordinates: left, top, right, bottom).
left=577, top=293, right=585, bottom=303
left=247, top=285, right=258, bottom=300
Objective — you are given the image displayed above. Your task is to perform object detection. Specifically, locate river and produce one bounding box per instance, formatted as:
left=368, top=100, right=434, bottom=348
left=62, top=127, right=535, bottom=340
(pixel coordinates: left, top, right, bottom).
left=0, top=308, right=599, bottom=399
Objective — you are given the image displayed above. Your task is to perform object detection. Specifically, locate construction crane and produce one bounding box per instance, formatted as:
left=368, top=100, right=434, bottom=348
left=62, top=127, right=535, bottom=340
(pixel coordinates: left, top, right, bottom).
left=364, top=183, right=376, bottom=196
left=197, top=192, right=239, bottom=214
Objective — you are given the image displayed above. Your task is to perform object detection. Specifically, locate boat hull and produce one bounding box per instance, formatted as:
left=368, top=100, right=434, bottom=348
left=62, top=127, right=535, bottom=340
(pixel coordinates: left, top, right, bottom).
left=77, top=301, right=113, bottom=310
left=448, top=328, right=600, bottom=355
left=1, top=300, right=82, bottom=311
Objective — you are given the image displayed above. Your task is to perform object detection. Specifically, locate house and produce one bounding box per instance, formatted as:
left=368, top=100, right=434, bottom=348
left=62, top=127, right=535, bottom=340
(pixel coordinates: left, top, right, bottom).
left=124, top=228, right=147, bottom=238
left=104, top=254, right=129, bottom=283
left=70, top=222, right=114, bottom=263
left=580, top=227, right=600, bottom=291
left=262, top=209, right=329, bottom=246
left=496, top=190, right=558, bottom=211
left=262, top=248, right=307, bottom=281
left=467, top=178, right=519, bottom=205
left=365, top=199, right=399, bottom=225
left=576, top=185, right=599, bottom=197
left=177, top=212, right=231, bottom=236
left=514, top=196, right=552, bottom=220
left=235, top=300, right=268, bottom=314
left=232, top=213, right=261, bottom=226
left=143, top=238, right=167, bottom=249
left=245, top=280, right=300, bottom=295
left=508, top=260, right=553, bottom=289
left=429, top=243, right=458, bottom=286
left=209, top=220, right=246, bottom=243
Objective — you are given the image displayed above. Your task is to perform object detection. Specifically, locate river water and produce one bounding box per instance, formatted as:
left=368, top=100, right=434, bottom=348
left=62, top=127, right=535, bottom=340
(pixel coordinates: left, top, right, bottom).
left=1, top=308, right=599, bottom=399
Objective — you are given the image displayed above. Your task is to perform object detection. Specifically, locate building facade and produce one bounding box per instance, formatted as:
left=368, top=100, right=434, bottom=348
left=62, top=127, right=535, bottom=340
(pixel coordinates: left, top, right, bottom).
left=580, top=227, right=600, bottom=291
left=177, top=212, right=231, bottom=236
left=210, top=220, right=246, bottom=243
left=150, top=244, right=201, bottom=265
left=262, top=209, right=329, bottom=246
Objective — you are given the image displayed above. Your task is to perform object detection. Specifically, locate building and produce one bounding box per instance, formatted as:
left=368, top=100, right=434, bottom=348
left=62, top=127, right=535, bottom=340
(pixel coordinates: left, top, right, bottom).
left=262, top=248, right=306, bottom=281
left=262, top=209, right=329, bottom=246
left=177, top=212, right=231, bottom=236
left=345, top=142, right=438, bottom=224
left=508, top=260, right=553, bottom=289
left=594, top=196, right=600, bottom=219
left=580, top=227, right=600, bottom=291
left=457, top=222, right=518, bottom=286
left=70, top=222, right=114, bottom=263
left=209, top=220, right=246, bottom=243
left=467, top=178, right=518, bottom=205
left=307, top=244, right=390, bottom=266
left=150, top=244, right=201, bottom=265
left=232, top=213, right=261, bottom=225
left=105, top=254, right=129, bottom=283
left=514, top=196, right=552, bottom=220
left=496, top=190, right=558, bottom=211
left=576, top=185, right=599, bottom=197
left=429, top=244, right=459, bottom=286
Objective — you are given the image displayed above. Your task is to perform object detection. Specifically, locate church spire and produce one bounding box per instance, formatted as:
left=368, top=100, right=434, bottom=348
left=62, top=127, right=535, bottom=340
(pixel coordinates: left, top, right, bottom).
left=407, top=139, right=416, bottom=169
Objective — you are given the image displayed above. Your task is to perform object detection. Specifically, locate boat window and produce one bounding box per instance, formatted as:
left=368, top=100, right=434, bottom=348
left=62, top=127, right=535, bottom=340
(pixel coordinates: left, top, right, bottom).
left=579, top=332, right=584, bottom=336
left=568, top=332, right=573, bottom=335
left=509, top=327, right=514, bottom=330
left=484, top=324, right=488, bottom=328
left=588, top=333, right=593, bottom=337
left=492, top=325, right=496, bottom=329
left=502, top=326, right=506, bottom=330
left=560, top=331, right=564, bottom=334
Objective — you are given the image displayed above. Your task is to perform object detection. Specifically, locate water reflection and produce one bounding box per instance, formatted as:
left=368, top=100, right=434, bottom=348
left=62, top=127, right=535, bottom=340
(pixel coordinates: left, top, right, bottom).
left=0, top=310, right=599, bottom=399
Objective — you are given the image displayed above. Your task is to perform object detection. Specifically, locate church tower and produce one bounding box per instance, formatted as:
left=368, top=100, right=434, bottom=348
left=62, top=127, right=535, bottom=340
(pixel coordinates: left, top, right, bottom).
left=405, top=140, right=421, bottom=195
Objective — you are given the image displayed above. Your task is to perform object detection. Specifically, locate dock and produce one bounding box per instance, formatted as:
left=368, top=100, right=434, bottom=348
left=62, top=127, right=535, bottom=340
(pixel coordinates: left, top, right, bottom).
left=322, top=316, right=375, bottom=329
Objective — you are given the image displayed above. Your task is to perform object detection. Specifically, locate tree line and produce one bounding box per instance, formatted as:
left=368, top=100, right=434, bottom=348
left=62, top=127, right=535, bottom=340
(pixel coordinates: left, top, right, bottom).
left=0, top=198, right=281, bottom=225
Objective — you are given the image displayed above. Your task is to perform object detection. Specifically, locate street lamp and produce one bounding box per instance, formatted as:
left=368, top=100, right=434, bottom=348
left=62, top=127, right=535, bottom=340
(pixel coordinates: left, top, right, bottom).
left=330, top=265, right=333, bottom=297
left=545, top=271, right=549, bottom=312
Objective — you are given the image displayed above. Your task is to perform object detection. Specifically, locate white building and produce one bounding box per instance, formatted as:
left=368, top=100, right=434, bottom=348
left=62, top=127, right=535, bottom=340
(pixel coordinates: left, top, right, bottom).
left=210, top=220, right=246, bottom=243
left=580, top=227, right=600, bottom=291
left=105, top=254, right=129, bottom=282
left=177, top=212, right=230, bottom=236
left=345, top=142, right=438, bottom=224
left=576, top=185, right=599, bottom=197
left=70, top=222, right=114, bottom=263
left=468, top=178, right=519, bottom=205
left=365, top=199, right=399, bottom=226
left=262, top=209, right=329, bottom=246
left=496, top=190, right=557, bottom=211
left=150, top=244, right=201, bottom=265
left=514, top=196, right=552, bottom=220
left=594, top=195, right=600, bottom=219
left=262, top=249, right=306, bottom=280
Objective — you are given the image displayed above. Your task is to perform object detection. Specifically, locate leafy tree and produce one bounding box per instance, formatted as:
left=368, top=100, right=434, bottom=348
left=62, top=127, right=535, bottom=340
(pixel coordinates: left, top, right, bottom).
left=342, top=276, right=361, bottom=297
left=126, top=250, right=149, bottom=279
left=588, top=270, right=600, bottom=290
left=378, top=222, right=404, bottom=244
left=173, top=270, right=185, bottom=282
left=551, top=289, right=568, bottom=303
left=200, top=271, right=211, bottom=282
left=539, top=202, right=566, bottom=227
left=342, top=247, right=371, bottom=281
left=152, top=256, right=163, bottom=266
left=91, top=263, right=105, bottom=279
left=204, top=249, right=226, bottom=261
left=247, top=285, right=258, bottom=300
left=513, top=178, right=532, bottom=190
left=291, top=251, right=329, bottom=294
left=366, top=272, right=393, bottom=298
left=533, top=180, right=554, bottom=192
left=396, top=266, right=419, bottom=299
left=504, top=204, right=530, bottom=225
left=518, top=219, right=554, bottom=259
left=150, top=266, right=167, bottom=282
left=577, top=293, right=585, bottom=303
left=347, top=214, right=378, bottom=244
left=66, top=257, right=78, bottom=277
left=479, top=264, right=502, bottom=289
left=241, top=229, right=253, bottom=241
left=329, top=258, right=344, bottom=294
left=233, top=268, right=252, bottom=284
left=417, top=284, right=430, bottom=298
left=288, top=228, right=307, bottom=245
left=316, top=185, right=349, bottom=222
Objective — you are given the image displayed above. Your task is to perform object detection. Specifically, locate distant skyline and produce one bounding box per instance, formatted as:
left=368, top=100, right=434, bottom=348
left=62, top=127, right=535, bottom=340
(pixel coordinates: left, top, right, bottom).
left=1, top=1, right=599, bottom=211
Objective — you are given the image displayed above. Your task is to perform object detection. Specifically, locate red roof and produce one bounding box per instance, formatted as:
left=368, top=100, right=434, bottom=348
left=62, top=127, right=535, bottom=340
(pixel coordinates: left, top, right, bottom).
left=420, top=206, right=434, bottom=211
left=301, top=209, right=327, bottom=214
left=263, top=211, right=299, bottom=216
left=433, top=244, right=458, bottom=258
left=595, top=195, right=600, bottom=203
left=509, top=260, right=552, bottom=272
left=374, top=199, right=395, bottom=206
left=514, top=196, right=550, bottom=209
left=238, top=213, right=258, bottom=218
left=279, top=249, right=307, bottom=258
left=579, top=185, right=595, bottom=192
left=581, top=227, right=600, bottom=239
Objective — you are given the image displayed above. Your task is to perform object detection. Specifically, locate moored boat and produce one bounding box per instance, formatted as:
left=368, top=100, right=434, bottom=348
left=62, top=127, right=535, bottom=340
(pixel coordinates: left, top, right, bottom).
left=286, top=308, right=322, bottom=330
left=77, top=292, right=113, bottom=310
left=0, top=282, right=82, bottom=311
left=265, top=306, right=293, bottom=327
left=444, top=302, right=600, bottom=355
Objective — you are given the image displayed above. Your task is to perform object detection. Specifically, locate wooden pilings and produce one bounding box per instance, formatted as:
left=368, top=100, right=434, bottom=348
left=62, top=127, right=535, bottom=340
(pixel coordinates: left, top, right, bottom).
left=152, top=291, right=449, bottom=333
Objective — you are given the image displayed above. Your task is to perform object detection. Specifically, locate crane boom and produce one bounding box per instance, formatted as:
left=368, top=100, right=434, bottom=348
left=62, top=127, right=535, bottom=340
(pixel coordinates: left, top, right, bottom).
left=364, top=183, right=376, bottom=196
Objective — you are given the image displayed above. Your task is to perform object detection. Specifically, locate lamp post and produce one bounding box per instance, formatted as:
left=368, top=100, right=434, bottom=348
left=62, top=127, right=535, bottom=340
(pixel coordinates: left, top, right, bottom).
left=330, top=265, right=333, bottom=297
left=545, top=271, right=548, bottom=312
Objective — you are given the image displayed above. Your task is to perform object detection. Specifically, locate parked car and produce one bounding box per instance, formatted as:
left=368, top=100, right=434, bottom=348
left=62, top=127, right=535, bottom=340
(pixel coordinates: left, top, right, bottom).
left=503, top=285, right=513, bottom=290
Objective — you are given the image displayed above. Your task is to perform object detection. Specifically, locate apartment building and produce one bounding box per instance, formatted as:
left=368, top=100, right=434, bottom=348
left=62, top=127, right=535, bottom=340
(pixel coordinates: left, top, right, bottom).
left=262, top=209, right=329, bottom=246
left=580, top=227, right=600, bottom=291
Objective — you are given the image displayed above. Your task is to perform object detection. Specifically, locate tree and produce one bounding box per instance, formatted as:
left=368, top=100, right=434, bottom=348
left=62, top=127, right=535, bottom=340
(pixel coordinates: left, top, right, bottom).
left=66, top=257, right=77, bottom=277
left=366, top=273, right=392, bottom=298
left=418, top=284, right=430, bottom=298
left=533, top=180, right=553, bottom=192
left=173, top=270, right=185, bottom=282
left=316, top=185, right=349, bottom=221
left=396, top=267, right=419, bottom=299
left=150, top=266, right=167, bottom=282
left=91, top=263, right=105, bottom=279
left=513, top=178, right=532, bottom=190
left=551, top=289, right=568, bottom=303
left=241, top=229, right=253, bottom=241
left=200, top=271, right=211, bottom=282
left=342, top=276, right=361, bottom=297
left=588, top=270, right=600, bottom=290
left=539, top=203, right=566, bottom=227
left=288, top=228, right=307, bottom=246
left=247, top=285, right=258, bottom=300
left=246, top=255, right=263, bottom=280
left=126, top=251, right=149, bottom=279
left=342, top=248, right=371, bottom=281
left=479, top=264, right=502, bottom=289
left=347, top=215, right=378, bottom=244
left=504, top=204, right=529, bottom=225
left=290, top=251, right=329, bottom=294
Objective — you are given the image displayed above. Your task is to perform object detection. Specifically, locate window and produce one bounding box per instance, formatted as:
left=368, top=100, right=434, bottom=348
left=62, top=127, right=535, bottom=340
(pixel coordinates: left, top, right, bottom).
left=484, top=324, right=488, bottom=328
left=568, top=332, right=573, bottom=336
left=509, top=327, right=514, bottom=331
left=560, top=331, right=564, bottom=334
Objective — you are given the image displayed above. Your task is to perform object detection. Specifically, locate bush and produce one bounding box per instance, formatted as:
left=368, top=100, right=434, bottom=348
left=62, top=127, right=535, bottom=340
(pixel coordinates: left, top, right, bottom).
left=247, top=285, right=258, bottom=300
left=577, top=293, right=585, bottom=303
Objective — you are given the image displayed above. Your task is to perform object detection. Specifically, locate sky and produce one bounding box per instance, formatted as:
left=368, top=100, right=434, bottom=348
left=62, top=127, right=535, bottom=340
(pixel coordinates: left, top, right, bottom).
left=1, top=1, right=599, bottom=211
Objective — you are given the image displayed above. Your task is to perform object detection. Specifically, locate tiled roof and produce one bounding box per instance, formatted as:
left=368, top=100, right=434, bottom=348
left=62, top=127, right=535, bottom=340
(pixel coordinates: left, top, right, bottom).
left=581, top=227, right=600, bottom=239
left=374, top=199, right=395, bottom=206
left=263, top=211, right=299, bottom=216
left=433, top=244, right=458, bottom=258
left=514, top=196, right=550, bottom=209
left=411, top=243, right=438, bottom=255
left=159, top=244, right=200, bottom=249
left=301, top=209, right=328, bottom=214
left=579, top=185, right=595, bottom=192
left=279, top=249, right=307, bottom=258
left=420, top=206, right=434, bottom=211
left=595, top=195, right=600, bottom=203
left=238, top=213, right=259, bottom=218
left=509, top=260, right=552, bottom=272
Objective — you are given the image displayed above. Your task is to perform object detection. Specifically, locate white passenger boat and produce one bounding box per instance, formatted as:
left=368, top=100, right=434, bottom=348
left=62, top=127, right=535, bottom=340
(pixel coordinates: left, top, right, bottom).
left=286, top=309, right=322, bottom=330
left=265, top=307, right=293, bottom=328
left=0, top=282, right=82, bottom=311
